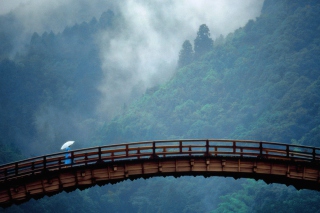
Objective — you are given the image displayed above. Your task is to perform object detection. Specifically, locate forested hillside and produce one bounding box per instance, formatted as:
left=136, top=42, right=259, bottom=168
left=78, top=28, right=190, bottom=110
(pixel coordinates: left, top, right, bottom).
left=1, top=0, right=320, bottom=212
left=0, top=10, right=118, bottom=156
left=94, top=0, right=320, bottom=212
left=99, top=0, right=320, bottom=146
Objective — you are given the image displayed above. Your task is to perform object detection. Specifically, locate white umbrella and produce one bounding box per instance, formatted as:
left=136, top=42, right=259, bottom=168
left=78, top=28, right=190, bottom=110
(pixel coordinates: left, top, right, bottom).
left=61, top=141, right=75, bottom=150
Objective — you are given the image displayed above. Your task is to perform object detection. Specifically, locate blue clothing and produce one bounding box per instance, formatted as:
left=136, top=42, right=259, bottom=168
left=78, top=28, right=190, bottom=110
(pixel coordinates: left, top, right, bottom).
left=65, top=147, right=72, bottom=165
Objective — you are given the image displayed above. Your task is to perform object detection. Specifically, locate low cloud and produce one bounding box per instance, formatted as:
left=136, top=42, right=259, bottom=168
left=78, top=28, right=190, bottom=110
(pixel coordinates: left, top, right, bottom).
left=97, top=0, right=264, bottom=117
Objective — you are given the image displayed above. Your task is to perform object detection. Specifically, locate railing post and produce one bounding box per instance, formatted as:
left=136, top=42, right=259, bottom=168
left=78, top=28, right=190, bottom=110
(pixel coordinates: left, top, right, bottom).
left=137, top=148, right=140, bottom=159
left=286, top=145, right=289, bottom=158
left=233, top=141, right=236, bottom=154
left=259, top=142, right=263, bottom=156
left=58, top=158, right=61, bottom=170
left=126, top=144, right=129, bottom=157
left=43, top=156, right=46, bottom=171
left=15, top=162, right=18, bottom=176
left=206, top=140, right=209, bottom=156
left=32, top=162, right=35, bottom=174
left=313, top=148, right=316, bottom=161
left=98, top=147, right=102, bottom=162
left=71, top=151, right=74, bottom=165
left=179, top=141, right=182, bottom=154
left=4, top=168, right=7, bottom=181
left=153, top=142, right=156, bottom=157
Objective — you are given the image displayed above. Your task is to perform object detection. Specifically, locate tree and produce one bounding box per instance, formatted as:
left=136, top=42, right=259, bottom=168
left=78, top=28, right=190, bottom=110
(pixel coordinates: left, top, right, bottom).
left=178, top=40, right=194, bottom=68
left=99, top=10, right=115, bottom=29
left=194, top=24, right=213, bottom=58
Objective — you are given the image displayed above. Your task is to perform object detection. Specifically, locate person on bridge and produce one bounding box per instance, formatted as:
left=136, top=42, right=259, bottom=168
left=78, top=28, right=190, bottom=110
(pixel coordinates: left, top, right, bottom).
left=65, top=147, right=72, bottom=165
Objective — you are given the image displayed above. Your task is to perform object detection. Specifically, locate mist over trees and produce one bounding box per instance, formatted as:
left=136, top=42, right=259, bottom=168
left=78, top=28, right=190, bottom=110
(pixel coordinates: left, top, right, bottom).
left=1, top=0, right=320, bottom=212
left=0, top=11, right=118, bottom=155
left=178, top=24, right=214, bottom=68
left=94, top=0, right=320, bottom=212
left=194, top=24, right=214, bottom=58
left=178, top=40, right=194, bottom=68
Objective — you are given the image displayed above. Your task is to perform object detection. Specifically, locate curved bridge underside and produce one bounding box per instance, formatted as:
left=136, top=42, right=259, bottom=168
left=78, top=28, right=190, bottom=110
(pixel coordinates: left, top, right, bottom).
left=1, top=139, right=320, bottom=207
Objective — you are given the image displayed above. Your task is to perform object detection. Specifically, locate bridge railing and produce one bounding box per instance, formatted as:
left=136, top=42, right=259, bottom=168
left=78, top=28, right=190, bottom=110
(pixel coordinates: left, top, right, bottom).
left=0, top=139, right=320, bottom=182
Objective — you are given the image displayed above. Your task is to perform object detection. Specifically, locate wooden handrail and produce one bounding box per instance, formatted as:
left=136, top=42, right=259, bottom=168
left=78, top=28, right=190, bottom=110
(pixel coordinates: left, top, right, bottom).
left=0, top=139, right=320, bottom=182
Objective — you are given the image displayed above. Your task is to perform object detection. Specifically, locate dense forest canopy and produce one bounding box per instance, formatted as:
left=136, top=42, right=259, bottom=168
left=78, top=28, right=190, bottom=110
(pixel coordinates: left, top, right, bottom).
left=1, top=0, right=320, bottom=212
left=100, top=0, right=320, bottom=146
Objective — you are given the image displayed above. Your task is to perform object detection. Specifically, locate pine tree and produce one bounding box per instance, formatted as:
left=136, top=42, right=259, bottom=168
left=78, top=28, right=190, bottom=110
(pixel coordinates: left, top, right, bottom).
left=178, top=40, right=194, bottom=68
left=194, top=24, right=213, bottom=58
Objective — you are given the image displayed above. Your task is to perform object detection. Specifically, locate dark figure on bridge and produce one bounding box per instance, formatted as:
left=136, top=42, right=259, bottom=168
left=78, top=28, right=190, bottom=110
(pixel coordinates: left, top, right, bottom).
left=65, top=147, right=72, bottom=165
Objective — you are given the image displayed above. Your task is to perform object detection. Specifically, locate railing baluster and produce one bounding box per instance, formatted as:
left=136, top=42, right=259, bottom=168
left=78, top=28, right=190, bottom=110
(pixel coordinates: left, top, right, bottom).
left=4, top=168, right=7, bottom=181
left=126, top=144, right=129, bottom=157
left=58, top=157, right=62, bottom=170
left=71, top=151, right=74, bottom=165
left=43, top=156, right=46, bottom=171
left=137, top=148, right=140, bottom=159
left=15, top=163, right=18, bottom=176
left=32, top=162, right=35, bottom=174
left=85, top=153, right=88, bottom=165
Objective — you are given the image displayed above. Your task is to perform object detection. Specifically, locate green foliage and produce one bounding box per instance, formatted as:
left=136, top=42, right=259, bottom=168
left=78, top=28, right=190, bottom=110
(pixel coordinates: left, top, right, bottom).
left=100, top=0, right=320, bottom=145
left=178, top=40, right=194, bottom=68
left=212, top=180, right=320, bottom=213
left=194, top=24, right=213, bottom=59
left=95, top=0, right=320, bottom=212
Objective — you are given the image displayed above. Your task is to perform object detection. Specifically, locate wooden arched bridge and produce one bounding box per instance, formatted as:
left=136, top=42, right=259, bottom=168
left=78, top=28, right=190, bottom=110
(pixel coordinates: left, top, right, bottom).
left=1, top=139, right=320, bottom=207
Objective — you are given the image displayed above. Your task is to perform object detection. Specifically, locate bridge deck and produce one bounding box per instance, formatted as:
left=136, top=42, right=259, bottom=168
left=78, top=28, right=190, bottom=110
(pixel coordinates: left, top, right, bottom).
left=1, top=139, right=320, bottom=207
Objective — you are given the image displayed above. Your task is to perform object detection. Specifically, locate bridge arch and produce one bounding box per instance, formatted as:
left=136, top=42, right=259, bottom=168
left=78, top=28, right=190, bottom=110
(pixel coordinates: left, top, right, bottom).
left=1, top=139, right=320, bottom=207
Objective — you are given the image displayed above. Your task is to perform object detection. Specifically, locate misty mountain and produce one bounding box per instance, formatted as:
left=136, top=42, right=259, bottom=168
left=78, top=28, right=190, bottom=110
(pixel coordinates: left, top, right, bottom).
left=99, top=0, right=320, bottom=146
left=93, top=0, right=320, bottom=212
left=0, top=10, right=119, bottom=155
left=1, top=0, right=320, bottom=212
left=0, top=0, right=265, bottom=157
